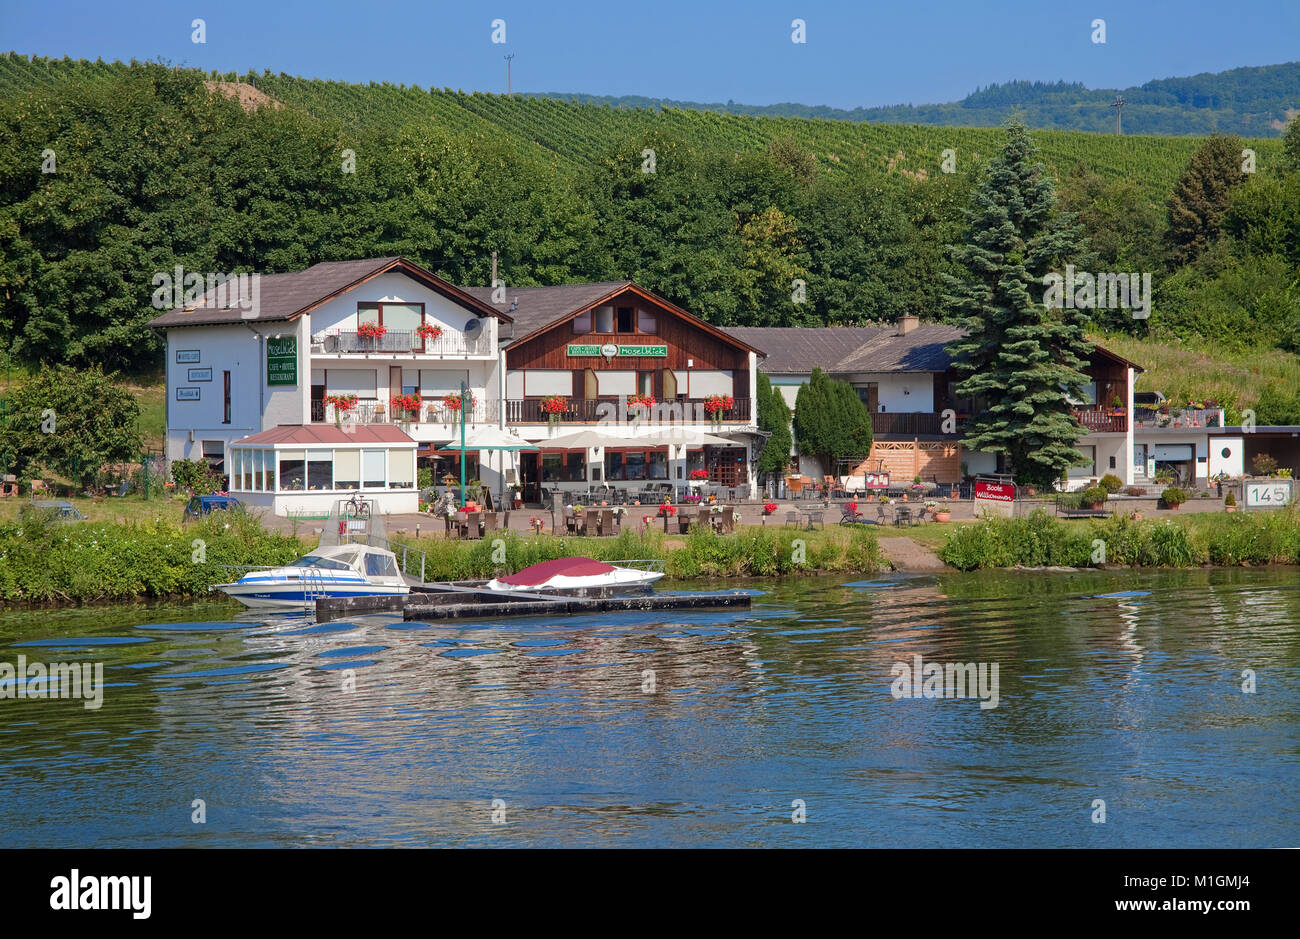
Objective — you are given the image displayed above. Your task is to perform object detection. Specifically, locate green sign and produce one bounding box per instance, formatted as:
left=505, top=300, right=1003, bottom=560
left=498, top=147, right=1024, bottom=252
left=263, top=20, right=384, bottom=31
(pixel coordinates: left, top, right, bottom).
left=566, top=343, right=668, bottom=357
left=267, top=336, right=298, bottom=386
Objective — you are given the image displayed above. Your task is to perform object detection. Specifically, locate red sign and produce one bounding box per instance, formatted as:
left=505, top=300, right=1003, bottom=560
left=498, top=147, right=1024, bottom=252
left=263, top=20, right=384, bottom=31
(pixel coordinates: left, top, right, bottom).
left=974, top=481, right=1016, bottom=502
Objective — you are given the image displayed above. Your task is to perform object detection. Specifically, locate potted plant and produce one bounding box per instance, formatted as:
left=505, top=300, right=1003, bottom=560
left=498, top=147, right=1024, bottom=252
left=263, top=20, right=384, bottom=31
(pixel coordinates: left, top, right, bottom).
left=323, top=393, right=358, bottom=427
left=690, top=469, right=709, bottom=481
left=444, top=391, right=477, bottom=414
left=933, top=502, right=951, bottom=523
left=390, top=392, right=422, bottom=423
left=762, top=502, right=778, bottom=516
left=1081, top=486, right=1107, bottom=510
left=627, top=392, right=656, bottom=417
left=703, top=393, right=735, bottom=428
left=1161, top=486, right=1187, bottom=510
left=415, top=323, right=443, bottom=344
left=1224, top=491, right=1238, bottom=513
left=540, top=394, right=568, bottom=428
left=356, top=320, right=387, bottom=349
left=1109, top=395, right=1126, bottom=416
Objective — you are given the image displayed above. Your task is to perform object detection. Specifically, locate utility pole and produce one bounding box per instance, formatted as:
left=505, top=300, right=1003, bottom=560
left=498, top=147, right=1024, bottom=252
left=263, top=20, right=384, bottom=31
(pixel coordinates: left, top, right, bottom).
left=1110, top=95, right=1125, bottom=135
left=504, top=54, right=515, bottom=96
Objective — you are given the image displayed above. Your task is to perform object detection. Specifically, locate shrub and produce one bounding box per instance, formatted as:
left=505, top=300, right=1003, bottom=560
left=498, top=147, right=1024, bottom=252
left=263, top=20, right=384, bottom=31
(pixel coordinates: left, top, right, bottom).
left=1099, top=473, right=1123, bottom=493
left=1080, top=486, right=1108, bottom=506
left=1123, top=486, right=1145, bottom=496
left=1251, top=453, right=1279, bottom=476
left=1224, top=491, right=1237, bottom=506
left=1161, top=486, right=1188, bottom=506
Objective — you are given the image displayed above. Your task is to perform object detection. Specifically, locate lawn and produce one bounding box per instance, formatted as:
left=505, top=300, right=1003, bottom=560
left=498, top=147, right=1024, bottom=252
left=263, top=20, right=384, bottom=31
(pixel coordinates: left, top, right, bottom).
left=1092, top=332, right=1300, bottom=416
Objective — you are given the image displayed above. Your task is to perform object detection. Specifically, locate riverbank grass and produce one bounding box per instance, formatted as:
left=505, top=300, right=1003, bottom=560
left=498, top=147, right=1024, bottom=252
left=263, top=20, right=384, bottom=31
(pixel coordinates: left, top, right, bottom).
left=938, top=507, right=1300, bottom=570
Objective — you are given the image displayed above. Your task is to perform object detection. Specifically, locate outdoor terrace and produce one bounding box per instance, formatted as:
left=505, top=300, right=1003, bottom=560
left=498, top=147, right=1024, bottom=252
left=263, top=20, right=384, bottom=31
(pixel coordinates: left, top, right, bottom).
left=310, top=328, right=494, bottom=357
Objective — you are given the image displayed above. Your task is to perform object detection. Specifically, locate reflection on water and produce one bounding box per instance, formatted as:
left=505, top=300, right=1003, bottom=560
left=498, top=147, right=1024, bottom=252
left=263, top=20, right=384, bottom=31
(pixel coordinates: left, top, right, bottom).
left=0, top=570, right=1297, bottom=848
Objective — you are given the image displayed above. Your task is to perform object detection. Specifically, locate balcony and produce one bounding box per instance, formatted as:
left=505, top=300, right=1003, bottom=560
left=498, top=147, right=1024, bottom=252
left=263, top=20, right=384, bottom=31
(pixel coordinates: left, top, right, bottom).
left=504, top=397, right=752, bottom=424
left=871, top=412, right=951, bottom=436
left=311, top=328, right=494, bottom=357
left=311, top=399, right=499, bottom=425
left=1073, top=407, right=1128, bottom=433
left=1134, top=407, right=1224, bottom=431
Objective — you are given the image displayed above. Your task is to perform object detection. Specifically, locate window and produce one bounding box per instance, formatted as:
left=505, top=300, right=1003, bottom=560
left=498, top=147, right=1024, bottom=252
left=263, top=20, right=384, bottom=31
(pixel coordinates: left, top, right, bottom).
left=389, top=449, right=415, bottom=489
left=594, top=306, right=614, bottom=333
left=617, top=307, right=635, bottom=332
left=357, top=303, right=380, bottom=327
left=279, top=450, right=306, bottom=491
left=364, top=552, right=398, bottom=577
left=229, top=450, right=242, bottom=490
left=638, top=310, right=656, bottom=334
left=648, top=450, right=668, bottom=479
left=307, top=450, right=333, bottom=490
left=572, top=311, right=591, bottom=333
left=362, top=450, right=386, bottom=488
left=335, top=450, right=360, bottom=490
left=222, top=371, right=231, bottom=424
left=638, top=372, right=655, bottom=397
left=201, top=440, right=225, bottom=475
left=241, top=450, right=253, bottom=490
left=542, top=452, right=586, bottom=482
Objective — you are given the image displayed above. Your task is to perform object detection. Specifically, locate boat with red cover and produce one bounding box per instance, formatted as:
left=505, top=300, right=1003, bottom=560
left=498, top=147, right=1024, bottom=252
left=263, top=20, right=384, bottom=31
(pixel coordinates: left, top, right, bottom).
left=485, top=557, right=665, bottom=595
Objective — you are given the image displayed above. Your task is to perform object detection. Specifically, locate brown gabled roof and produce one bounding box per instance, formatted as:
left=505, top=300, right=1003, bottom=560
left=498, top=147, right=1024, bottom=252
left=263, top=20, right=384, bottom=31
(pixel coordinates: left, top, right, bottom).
left=722, top=327, right=887, bottom=374
left=147, top=257, right=508, bottom=328
left=461, top=282, right=764, bottom=355
left=235, top=424, right=416, bottom=446
left=460, top=282, right=631, bottom=339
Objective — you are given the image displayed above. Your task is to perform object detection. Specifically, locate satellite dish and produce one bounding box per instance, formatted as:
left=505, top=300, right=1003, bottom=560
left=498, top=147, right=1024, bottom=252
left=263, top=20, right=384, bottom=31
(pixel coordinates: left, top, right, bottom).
left=464, top=318, right=484, bottom=339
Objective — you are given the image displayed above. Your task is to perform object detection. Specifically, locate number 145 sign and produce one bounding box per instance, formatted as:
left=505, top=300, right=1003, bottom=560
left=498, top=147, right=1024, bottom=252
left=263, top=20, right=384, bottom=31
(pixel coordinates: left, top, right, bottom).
left=1245, top=481, right=1294, bottom=508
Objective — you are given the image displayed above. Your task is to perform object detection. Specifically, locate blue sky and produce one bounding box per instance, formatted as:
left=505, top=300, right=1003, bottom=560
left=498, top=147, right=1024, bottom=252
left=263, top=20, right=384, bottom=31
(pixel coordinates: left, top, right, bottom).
left=2, top=0, right=1297, bottom=109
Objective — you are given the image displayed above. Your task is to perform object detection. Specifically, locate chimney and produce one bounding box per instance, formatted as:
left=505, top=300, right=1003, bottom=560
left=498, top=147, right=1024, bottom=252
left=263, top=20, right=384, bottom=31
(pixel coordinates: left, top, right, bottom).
left=897, top=313, right=919, bottom=335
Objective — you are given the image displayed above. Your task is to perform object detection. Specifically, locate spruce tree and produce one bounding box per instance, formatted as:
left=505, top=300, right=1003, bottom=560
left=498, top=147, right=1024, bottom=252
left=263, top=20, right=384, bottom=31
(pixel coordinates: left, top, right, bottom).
left=1165, top=133, right=1247, bottom=267
left=943, top=121, right=1092, bottom=488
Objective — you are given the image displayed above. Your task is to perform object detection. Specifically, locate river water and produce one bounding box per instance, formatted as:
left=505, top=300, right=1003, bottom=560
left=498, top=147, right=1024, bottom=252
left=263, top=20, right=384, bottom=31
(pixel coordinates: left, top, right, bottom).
left=1, top=570, right=1296, bottom=848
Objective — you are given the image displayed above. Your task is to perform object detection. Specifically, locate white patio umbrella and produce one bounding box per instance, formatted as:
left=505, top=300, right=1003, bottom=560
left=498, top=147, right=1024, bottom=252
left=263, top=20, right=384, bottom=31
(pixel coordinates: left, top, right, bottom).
left=435, top=427, right=538, bottom=508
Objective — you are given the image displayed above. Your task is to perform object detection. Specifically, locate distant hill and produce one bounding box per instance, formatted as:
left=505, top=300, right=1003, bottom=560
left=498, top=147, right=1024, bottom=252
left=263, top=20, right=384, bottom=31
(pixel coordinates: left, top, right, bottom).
left=530, top=62, right=1300, bottom=138
left=0, top=53, right=1285, bottom=205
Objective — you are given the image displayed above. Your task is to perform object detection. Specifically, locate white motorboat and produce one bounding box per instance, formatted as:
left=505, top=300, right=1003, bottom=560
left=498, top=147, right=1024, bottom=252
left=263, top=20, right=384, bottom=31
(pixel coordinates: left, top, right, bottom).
left=213, top=543, right=410, bottom=610
left=485, top=557, right=664, bottom=595
left=213, top=497, right=415, bottom=610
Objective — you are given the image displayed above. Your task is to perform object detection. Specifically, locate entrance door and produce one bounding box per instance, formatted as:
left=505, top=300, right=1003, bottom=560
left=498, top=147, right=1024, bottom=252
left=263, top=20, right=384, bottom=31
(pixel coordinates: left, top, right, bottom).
left=1133, top=444, right=1147, bottom=478
left=521, top=452, right=541, bottom=505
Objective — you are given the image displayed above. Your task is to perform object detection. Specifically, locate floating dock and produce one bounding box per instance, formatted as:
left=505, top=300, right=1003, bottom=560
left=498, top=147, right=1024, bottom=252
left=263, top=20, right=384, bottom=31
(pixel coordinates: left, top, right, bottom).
left=316, top=583, right=752, bottom=622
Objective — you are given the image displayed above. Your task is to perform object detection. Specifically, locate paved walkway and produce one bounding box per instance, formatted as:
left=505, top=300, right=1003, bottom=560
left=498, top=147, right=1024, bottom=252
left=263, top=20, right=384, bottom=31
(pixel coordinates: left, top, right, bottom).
left=877, top=537, right=950, bottom=572
left=260, top=492, right=1234, bottom=540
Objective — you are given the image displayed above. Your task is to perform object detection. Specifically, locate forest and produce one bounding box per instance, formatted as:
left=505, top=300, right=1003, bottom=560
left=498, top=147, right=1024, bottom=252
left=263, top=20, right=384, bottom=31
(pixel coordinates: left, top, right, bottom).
left=1, top=55, right=1298, bottom=421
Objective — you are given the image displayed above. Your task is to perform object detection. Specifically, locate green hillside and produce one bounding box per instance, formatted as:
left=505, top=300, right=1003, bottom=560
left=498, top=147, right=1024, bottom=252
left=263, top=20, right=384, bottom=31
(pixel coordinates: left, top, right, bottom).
left=0, top=53, right=1283, bottom=202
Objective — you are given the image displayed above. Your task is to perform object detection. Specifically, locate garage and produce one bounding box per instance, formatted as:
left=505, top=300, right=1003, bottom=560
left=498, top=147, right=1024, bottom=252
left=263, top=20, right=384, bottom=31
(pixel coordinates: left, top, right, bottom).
left=1153, top=443, right=1195, bottom=486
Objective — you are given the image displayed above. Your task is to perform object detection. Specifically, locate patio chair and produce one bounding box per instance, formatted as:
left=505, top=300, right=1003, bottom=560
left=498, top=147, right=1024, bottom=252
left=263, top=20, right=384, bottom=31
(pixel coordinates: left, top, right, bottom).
left=0, top=475, right=17, bottom=498
left=677, top=508, right=694, bottom=534
left=719, top=505, right=735, bottom=534
left=481, top=511, right=499, bottom=534
left=584, top=508, right=601, bottom=536
left=784, top=510, right=800, bottom=528
left=599, top=509, right=618, bottom=537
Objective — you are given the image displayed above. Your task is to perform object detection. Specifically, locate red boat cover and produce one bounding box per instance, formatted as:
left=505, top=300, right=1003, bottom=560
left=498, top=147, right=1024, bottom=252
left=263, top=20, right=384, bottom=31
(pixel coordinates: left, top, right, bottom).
left=498, top=557, right=617, bottom=586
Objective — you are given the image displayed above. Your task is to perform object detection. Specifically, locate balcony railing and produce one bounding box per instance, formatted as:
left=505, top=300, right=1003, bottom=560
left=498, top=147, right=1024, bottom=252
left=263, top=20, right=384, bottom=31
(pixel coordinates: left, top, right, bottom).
left=869, top=409, right=1130, bottom=436
left=504, top=397, right=752, bottom=424
left=1133, top=407, right=1224, bottom=430
left=871, top=412, right=950, bottom=436
left=311, top=329, right=494, bottom=357
left=1073, top=407, right=1128, bottom=433
left=311, top=399, right=499, bottom=425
